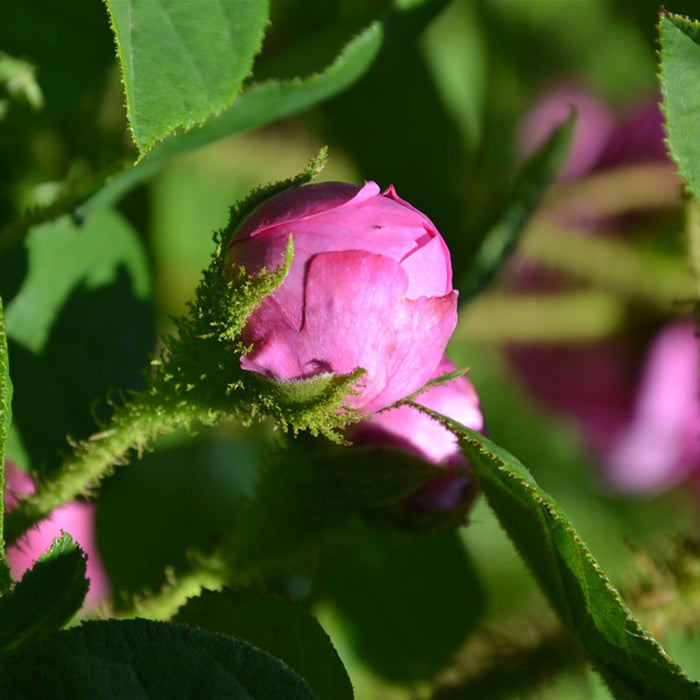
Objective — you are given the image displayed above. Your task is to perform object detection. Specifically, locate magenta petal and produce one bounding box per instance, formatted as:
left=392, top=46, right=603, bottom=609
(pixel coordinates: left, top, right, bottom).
left=400, top=234, right=451, bottom=298
left=241, top=251, right=457, bottom=412
left=351, top=359, right=483, bottom=463
left=241, top=296, right=307, bottom=378
left=236, top=182, right=367, bottom=239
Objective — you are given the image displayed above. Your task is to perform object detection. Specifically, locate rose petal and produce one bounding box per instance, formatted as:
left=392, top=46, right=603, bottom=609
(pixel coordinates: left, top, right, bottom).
left=241, top=250, right=457, bottom=412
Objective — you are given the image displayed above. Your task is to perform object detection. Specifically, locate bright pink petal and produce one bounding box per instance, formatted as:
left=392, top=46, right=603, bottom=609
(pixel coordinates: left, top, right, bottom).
left=350, top=358, right=482, bottom=464
left=348, top=357, right=484, bottom=510
left=228, top=181, right=452, bottom=310
left=5, top=464, right=109, bottom=608
left=241, top=251, right=457, bottom=412
left=400, top=234, right=451, bottom=298
left=235, top=182, right=373, bottom=240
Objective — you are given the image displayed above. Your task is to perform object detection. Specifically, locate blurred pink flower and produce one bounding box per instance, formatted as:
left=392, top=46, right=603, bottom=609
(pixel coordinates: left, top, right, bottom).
left=5, top=463, right=109, bottom=608
left=227, top=181, right=458, bottom=414
left=520, top=82, right=667, bottom=180
left=605, top=321, right=700, bottom=495
left=348, top=357, right=484, bottom=511
left=519, top=81, right=616, bottom=181
left=509, top=82, right=697, bottom=497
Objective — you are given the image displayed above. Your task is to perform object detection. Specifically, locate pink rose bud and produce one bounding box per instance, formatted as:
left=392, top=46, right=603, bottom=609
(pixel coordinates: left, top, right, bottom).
left=227, top=181, right=458, bottom=413
left=348, top=358, right=484, bottom=511
left=5, top=463, right=110, bottom=608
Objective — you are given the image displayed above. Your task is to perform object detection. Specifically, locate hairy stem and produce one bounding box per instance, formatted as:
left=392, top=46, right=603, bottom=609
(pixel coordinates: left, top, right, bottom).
left=4, top=388, right=222, bottom=546
left=115, top=562, right=229, bottom=622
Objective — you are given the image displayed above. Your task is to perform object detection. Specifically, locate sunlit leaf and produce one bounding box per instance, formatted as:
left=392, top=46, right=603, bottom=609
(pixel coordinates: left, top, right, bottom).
left=428, top=411, right=700, bottom=698
left=659, top=11, right=700, bottom=201
left=104, top=0, right=269, bottom=153
left=0, top=297, right=12, bottom=590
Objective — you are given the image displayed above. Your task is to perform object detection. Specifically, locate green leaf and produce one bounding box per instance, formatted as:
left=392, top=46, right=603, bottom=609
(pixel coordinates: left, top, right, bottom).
left=0, top=297, right=12, bottom=591
left=459, top=111, right=575, bottom=298
left=76, top=21, right=384, bottom=221
left=659, top=12, right=700, bottom=201
left=97, top=434, right=260, bottom=602
left=0, top=618, right=315, bottom=699
left=176, top=588, right=353, bottom=700
left=0, top=533, right=88, bottom=652
left=104, top=0, right=269, bottom=154
left=427, top=412, right=700, bottom=698
left=8, top=278, right=154, bottom=476
left=316, top=528, right=484, bottom=682
left=5, top=209, right=149, bottom=354
left=5, top=210, right=154, bottom=474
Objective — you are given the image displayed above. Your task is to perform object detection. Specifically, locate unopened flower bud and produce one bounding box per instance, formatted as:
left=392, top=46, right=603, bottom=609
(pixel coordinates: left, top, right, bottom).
left=226, top=181, right=458, bottom=413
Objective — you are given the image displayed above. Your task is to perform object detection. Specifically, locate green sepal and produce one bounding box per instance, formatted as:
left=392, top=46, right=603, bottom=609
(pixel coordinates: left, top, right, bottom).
left=243, top=368, right=364, bottom=441
left=220, top=147, right=328, bottom=251
left=248, top=372, right=351, bottom=406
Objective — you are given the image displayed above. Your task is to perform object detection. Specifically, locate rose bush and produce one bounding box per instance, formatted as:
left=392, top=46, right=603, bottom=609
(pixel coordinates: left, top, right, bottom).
left=348, top=357, right=484, bottom=511
left=5, top=464, right=109, bottom=608
left=226, top=181, right=458, bottom=414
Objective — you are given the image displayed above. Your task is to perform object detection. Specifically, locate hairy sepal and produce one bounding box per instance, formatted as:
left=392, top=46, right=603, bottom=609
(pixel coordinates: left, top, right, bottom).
left=157, top=148, right=362, bottom=439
